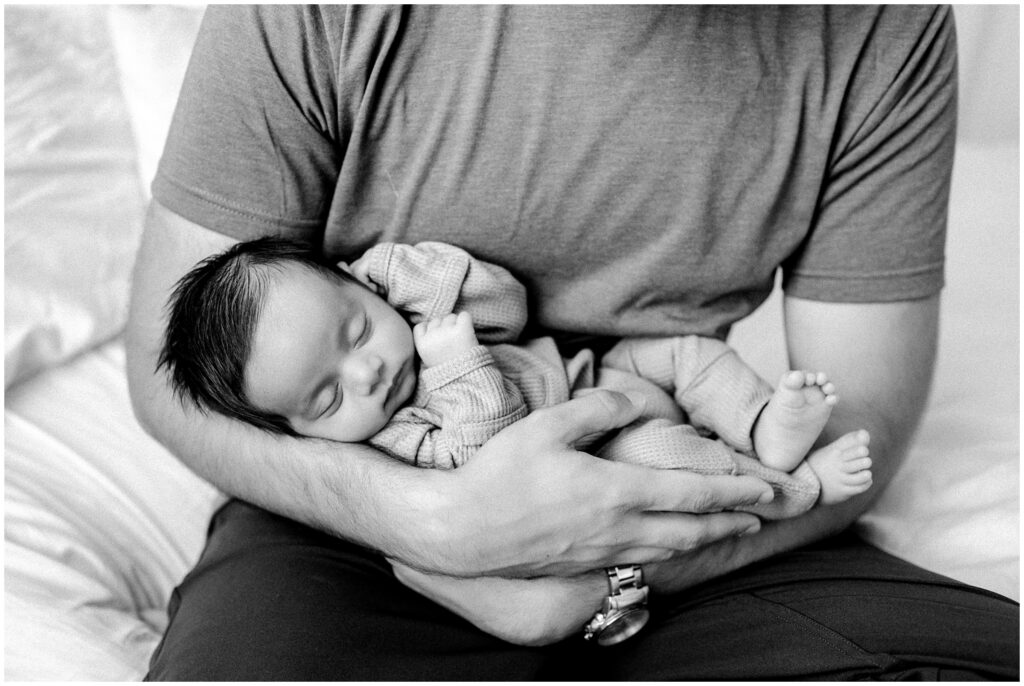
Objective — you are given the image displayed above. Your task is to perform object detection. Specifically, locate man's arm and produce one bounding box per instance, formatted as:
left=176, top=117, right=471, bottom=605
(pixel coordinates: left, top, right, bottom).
left=644, top=293, right=940, bottom=592
left=126, top=200, right=775, bottom=577
left=126, top=201, right=448, bottom=560
left=400, top=293, right=939, bottom=645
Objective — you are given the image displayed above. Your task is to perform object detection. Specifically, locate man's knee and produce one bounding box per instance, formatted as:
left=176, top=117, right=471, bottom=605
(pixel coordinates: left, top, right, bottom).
left=147, top=500, right=551, bottom=680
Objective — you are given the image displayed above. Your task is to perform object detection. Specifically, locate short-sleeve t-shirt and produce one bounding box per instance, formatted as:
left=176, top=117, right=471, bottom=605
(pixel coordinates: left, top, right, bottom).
left=154, top=5, right=956, bottom=340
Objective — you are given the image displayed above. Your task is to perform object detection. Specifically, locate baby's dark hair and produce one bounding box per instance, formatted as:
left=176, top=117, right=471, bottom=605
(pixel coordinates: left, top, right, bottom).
left=158, top=236, right=359, bottom=435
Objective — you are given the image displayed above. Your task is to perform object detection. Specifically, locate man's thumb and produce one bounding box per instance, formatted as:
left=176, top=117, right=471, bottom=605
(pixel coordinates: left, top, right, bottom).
left=537, top=389, right=647, bottom=446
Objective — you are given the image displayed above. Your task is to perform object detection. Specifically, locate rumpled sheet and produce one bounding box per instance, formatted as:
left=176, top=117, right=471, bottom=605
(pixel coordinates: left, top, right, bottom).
left=4, top=5, right=146, bottom=390
left=5, top=342, right=223, bottom=680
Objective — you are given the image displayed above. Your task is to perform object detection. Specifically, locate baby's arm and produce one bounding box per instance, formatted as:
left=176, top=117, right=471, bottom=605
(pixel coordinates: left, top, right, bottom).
left=371, top=312, right=528, bottom=469
left=350, top=242, right=527, bottom=342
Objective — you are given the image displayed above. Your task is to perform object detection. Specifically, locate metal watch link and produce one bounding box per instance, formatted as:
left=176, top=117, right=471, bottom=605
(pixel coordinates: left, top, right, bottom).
left=583, top=565, right=650, bottom=646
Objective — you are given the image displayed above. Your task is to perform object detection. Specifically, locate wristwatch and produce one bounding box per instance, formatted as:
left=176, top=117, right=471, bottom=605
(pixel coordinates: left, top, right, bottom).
left=583, top=565, right=650, bottom=646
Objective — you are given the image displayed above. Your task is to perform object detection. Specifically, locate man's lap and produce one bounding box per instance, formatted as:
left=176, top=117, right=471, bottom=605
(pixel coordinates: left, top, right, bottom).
left=145, top=500, right=549, bottom=680
left=146, top=499, right=1019, bottom=681
left=610, top=537, right=1019, bottom=680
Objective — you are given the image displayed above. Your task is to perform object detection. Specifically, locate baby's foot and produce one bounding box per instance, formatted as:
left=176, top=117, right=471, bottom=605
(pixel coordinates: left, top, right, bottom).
left=753, top=371, right=837, bottom=472
left=806, top=430, right=872, bottom=505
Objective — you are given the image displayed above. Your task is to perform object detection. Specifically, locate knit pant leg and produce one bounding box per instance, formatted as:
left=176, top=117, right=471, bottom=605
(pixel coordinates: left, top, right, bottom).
left=597, top=419, right=820, bottom=519
left=602, top=336, right=774, bottom=452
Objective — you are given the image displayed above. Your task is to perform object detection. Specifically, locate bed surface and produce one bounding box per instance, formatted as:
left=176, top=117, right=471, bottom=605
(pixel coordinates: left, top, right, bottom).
left=6, top=344, right=222, bottom=680
left=4, top=5, right=1019, bottom=680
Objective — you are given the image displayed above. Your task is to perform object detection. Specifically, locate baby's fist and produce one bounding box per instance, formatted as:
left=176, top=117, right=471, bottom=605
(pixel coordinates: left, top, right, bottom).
left=346, top=255, right=383, bottom=295
left=414, top=312, right=478, bottom=367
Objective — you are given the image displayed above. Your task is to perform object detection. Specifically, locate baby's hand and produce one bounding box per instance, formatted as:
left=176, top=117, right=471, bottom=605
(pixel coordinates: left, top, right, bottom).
left=346, top=255, right=383, bottom=295
left=414, top=312, right=478, bottom=367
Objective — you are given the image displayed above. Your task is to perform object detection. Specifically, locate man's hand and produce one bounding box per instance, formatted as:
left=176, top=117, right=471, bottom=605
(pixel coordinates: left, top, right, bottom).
left=422, top=389, right=774, bottom=578
left=414, top=312, right=479, bottom=367
left=129, top=202, right=773, bottom=581
left=391, top=561, right=606, bottom=646
left=635, top=295, right=943, bottom=596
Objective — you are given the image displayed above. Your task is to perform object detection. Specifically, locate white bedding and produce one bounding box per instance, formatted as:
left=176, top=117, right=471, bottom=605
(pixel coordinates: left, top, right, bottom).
left=4, top=5, right=1019, bottom=681
left=6, top=345, right=222, bottom=680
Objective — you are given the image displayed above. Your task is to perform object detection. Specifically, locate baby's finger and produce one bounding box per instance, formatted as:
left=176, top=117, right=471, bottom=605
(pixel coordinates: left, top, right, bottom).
left=413, top=320, right=439, bottom=341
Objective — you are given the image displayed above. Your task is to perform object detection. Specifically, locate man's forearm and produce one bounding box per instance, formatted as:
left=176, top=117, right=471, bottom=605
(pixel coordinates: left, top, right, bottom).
left=647, top=294, right=940, bottom=593
left=645, top=483, right=873, bottom=596
left=646, top=390, right=928, bottom=595
left=125, top=201, right=452, bottom=568
left=129, top=327, right=450, bottom=566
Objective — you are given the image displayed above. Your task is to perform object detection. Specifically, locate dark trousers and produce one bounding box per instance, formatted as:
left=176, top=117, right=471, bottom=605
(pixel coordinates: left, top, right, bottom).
left=147, top=499, right=1019, bottom=681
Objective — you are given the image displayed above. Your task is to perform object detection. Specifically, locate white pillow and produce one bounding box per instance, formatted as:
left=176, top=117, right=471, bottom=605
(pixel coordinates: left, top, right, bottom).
left=4, top=5, right=146, bottom=389
left=107, top=5, right=207, bottom=198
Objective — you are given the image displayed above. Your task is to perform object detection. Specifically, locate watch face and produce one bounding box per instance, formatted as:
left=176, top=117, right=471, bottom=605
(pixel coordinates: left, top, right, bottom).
left=596, top=608, right=651, bottom=647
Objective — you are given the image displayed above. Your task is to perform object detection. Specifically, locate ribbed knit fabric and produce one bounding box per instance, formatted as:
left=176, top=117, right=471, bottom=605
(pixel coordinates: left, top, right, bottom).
left=596, top=419, right=820, bottom=519
left=370, top=346, right=529, bottom=469
left=360, top=242, right=822, bottom=518
left=362, top=241, right=527, bottom=343
left=602, top=337, right=776, bottom=452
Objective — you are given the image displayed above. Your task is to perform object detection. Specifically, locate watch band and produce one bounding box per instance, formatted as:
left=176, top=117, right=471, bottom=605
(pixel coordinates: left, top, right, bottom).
left=583, top=564, right=650, bottom=646
left=607, top=565, right=644, bottom=595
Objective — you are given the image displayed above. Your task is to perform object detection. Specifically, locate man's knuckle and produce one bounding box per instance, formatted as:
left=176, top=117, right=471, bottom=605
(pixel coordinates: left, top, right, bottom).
left=524, top=405, right=555, bottom=427
left=598, top=479, right=632, bottom=512
left=672, top=529, right=699, bottom=552
left=688, top=488, right=720, bottom=513
left=652, top=547, right=675, bottom=563
left=592, top=389, right=622, bottom=413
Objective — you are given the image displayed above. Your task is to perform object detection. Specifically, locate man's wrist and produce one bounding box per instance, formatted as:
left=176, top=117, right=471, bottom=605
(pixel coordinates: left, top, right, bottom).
left=509, top=571, right=609, bottom=646
left=641, top=493, right=871, bottom=598
left=394, top=468, right=468, bottom=573
left=583, top=565, right=651, bottom=645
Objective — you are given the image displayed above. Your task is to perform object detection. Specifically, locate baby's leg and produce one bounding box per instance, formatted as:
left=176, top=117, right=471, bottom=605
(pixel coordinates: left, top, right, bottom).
left=753, top=371, right=836, bottom=472
left=806, top=430, right=872, bottom=505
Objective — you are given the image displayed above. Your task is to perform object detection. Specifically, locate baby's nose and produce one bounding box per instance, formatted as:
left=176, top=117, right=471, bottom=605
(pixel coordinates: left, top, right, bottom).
left=344, top=353, right=384, bottom=395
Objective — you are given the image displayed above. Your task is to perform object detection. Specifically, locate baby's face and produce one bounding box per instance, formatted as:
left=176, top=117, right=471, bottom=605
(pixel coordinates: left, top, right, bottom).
left=244, top=264, right=416, bottom=442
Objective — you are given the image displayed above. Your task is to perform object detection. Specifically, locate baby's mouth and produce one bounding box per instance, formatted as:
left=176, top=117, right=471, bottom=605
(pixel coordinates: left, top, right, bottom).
left=384, top=359, right=408, bottom=406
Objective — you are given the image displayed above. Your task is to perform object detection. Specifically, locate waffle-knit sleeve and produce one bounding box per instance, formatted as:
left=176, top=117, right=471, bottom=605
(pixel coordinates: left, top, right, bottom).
left=355, top=242, right=528, bottom=342
left=368, top=346, right=528, bottom=469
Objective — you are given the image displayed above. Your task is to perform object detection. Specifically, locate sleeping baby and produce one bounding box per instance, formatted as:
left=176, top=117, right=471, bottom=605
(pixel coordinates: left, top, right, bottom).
left=159, top=237, right=872, bottom=519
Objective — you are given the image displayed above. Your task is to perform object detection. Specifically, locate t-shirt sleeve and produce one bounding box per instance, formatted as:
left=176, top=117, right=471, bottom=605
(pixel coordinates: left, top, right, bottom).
left=783, top=5, right=957, bottom=302
left=152, top=5, right=344, bottom=242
